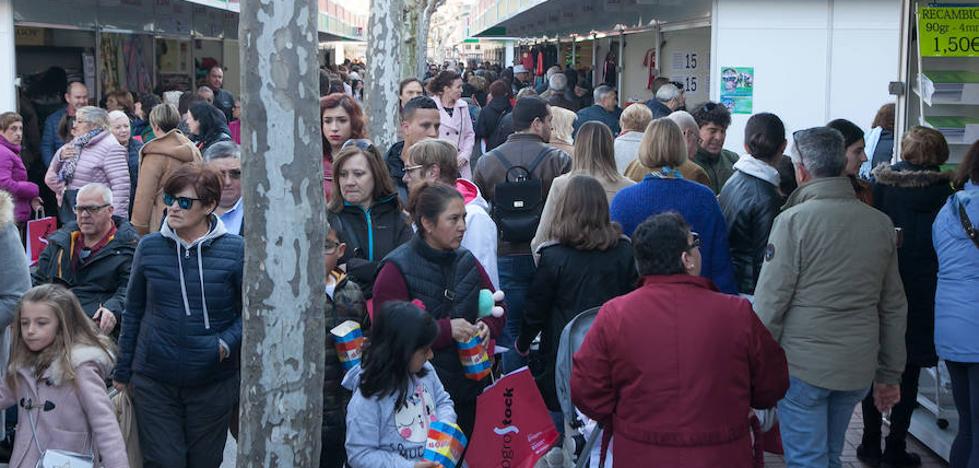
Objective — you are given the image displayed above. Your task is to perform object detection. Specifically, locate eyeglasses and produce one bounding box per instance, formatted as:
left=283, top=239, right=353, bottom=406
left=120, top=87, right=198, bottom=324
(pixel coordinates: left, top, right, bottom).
left=341, top=138, right=376, bottom=152
left=218, top=169, right=242, bottom=180
left=324, top=240, right=341, bottom=255
left=404, top=164, right=426, bottom=174
left=688, top=232, right=701, bottom=251
left=163, top=193, right=201, bottom=210
left=73, top=204, right=110, bottom=215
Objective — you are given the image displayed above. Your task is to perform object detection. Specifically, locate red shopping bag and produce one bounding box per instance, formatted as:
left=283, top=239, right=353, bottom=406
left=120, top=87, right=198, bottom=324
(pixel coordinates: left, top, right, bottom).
left=464, top=367, right=560, bottom=468
left=25, top=210, right=57, bottom=266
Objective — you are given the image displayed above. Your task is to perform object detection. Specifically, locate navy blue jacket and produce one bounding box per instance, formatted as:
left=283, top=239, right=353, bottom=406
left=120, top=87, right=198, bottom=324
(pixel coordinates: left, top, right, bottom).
left=41, top=106, right=67, bottom=167
left=573, top=104, right=622, bottom=137
left=115, top=216, right=243, bottom=386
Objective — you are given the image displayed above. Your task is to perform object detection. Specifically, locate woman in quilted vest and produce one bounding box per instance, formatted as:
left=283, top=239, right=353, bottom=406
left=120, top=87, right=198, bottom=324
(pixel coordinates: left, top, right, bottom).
left=373, top=181, right=505, bottom=438
left=44, top=106, right=131, bottom=221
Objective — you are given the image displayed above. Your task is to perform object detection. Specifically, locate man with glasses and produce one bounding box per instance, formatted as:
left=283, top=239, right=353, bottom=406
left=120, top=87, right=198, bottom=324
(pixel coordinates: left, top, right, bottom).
left=691, top=101, right=740, bottom=194
left=32, top=182, right=138, bottom=334
left=385, top=95, right=441, bottom=204
left=204, top=141, right=244, bottom=235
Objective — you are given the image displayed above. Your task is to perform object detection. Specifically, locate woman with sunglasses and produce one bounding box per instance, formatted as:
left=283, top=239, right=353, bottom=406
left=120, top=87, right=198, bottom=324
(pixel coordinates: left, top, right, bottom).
left=329, top=142, right=411, bottom=296
left=131, top=103, right=203, bottom=236
left=45, top=106, right=131, bottom=222
left=114, top=163, right=242, bottom=468
left=321, top=93, right=367, bottom=201
left=610, top=118, right=738, bottom=294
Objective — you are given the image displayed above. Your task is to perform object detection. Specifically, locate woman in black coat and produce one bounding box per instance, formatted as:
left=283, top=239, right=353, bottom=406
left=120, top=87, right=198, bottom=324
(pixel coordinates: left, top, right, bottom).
left=474, top=80, right=512, bottom=152
left=328, top=143, right=412, bottom=296
left=516, top=175, right=637, bottom=421
left=858, top=126, right=954, bottom=467
left=187, top=102, right=232, bottom=156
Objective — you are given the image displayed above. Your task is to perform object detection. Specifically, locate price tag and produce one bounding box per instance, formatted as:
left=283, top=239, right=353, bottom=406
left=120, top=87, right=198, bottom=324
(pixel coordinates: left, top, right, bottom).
left=918, top=7, right=979, bottom=57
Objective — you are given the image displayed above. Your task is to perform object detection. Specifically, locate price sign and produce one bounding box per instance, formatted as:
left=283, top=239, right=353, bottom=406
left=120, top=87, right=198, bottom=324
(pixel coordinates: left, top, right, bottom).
left=918, top=7, right=979, bottom=57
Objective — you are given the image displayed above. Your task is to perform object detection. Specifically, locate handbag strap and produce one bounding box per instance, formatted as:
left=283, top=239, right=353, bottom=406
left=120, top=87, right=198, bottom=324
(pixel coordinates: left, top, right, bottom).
left=958, top=201, right=979, bottom=249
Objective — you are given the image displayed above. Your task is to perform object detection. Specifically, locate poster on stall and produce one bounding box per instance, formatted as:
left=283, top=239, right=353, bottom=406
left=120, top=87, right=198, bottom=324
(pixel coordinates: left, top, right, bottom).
left=720, top=66, right=754, bottom=114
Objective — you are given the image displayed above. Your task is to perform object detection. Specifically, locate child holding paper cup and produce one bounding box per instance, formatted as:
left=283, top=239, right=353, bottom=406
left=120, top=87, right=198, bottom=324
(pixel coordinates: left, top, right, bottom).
left=322, top=214, right=367, bottom=468
left=343, top=301, right=456, bottom=468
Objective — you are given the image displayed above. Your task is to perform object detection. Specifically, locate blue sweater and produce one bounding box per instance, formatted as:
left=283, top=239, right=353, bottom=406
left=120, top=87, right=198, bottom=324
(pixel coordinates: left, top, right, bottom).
left=610, top=176, right=738, bottom=294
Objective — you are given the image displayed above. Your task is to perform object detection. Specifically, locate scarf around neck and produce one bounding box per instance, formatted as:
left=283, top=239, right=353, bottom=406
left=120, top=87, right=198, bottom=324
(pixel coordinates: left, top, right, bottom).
left=58, top=128, right=103, bottom=184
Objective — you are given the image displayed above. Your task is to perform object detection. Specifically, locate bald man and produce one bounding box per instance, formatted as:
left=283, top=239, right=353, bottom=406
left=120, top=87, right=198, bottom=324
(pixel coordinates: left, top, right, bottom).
left=41, top=82, right=89, bottom=167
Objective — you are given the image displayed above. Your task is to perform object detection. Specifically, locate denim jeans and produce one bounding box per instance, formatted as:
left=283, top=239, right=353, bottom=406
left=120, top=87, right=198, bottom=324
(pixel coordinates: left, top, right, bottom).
left=497, top=254, right=536, bottom=373
left=778, top=376, right=868, bottom=468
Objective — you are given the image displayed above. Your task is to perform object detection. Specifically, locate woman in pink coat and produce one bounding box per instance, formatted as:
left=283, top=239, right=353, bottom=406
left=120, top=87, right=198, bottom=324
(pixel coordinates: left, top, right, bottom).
left=44, top=106, right=131, bottom=220
left=429, top=71, right=476, bottom=180
left=0, top=112, right=41, bottom=224
left=2, top=284, right=128, bottom=468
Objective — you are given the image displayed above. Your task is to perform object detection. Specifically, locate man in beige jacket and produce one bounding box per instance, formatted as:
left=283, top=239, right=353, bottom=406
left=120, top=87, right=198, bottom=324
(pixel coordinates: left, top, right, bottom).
left=753, top=126, right=907, bottom=468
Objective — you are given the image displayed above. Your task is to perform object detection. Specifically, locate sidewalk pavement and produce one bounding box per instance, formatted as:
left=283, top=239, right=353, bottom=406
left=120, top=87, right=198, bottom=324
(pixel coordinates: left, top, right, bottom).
left=764, top=408, right=948, bottom=468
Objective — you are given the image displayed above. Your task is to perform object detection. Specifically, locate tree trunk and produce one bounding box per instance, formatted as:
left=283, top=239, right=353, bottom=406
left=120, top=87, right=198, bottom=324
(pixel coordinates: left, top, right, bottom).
left=366, top=0, right=404, bottom=150
left=238, top=1, right=326, bottom=466
left=414, top=0, right=434, bottom=80
left=401, top=1, right=420, bottom=80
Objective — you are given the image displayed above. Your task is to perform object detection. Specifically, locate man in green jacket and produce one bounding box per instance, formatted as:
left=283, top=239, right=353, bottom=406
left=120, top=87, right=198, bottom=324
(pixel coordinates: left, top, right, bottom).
left=691, top=102, right=740, bottom=194
left=753, top=127, right=907, bottom=468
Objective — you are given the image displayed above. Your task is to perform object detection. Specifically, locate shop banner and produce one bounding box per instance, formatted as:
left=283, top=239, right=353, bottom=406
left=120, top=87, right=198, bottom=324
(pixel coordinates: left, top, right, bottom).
left=720, top=66, right=754, bottom=114
left=918, top=7, right=979, bottom=58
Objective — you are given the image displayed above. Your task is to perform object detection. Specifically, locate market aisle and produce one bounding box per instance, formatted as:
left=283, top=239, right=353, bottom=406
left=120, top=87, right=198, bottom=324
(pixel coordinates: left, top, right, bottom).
left=764, top=408, right=948, bottom=468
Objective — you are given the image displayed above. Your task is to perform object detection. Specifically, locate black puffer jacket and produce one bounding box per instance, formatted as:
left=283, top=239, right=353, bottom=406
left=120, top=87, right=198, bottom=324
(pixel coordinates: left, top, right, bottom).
left=333, top=194, right=412, bottom=296
left=517, top=239, right=637, bottom=410
left=718, top=170, right=782, bottom=295
left=474, top=97, right=512, bottom=152
left=322, top=271, right=366, bottom=440
left=872, top=161, right=954, bottom=367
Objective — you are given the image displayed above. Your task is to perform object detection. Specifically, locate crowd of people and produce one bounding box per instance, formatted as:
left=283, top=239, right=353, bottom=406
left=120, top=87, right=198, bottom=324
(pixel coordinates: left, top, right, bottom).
left=0, top=57, right=978, bottom=468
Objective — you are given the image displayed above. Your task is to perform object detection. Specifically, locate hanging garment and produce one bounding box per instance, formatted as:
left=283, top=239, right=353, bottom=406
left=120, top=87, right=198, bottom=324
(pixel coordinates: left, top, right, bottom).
left=644, top=48, right=657, bottom=90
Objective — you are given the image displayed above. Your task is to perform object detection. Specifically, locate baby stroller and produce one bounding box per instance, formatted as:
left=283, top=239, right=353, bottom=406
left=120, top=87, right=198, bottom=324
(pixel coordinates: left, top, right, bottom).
left=552, top=306, right=608, bottom=468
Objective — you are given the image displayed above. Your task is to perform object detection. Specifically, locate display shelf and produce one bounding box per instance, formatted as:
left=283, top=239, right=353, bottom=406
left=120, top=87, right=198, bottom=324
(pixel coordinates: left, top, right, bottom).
left=920, top=115, right=979, bottom=145
left=916, top=70, right=979, bottom=106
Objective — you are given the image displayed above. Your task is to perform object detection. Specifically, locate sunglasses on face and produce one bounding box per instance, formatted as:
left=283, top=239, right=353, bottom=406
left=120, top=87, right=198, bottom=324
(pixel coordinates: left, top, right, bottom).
left=688, top=232, right=701, bottom=251
left=73, top=204, right=110, bottom=215
left=163, top=193, right=201, bottom=210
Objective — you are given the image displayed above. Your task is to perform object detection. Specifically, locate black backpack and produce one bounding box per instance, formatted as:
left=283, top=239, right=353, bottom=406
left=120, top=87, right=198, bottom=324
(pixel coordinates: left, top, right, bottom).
left=490, top=147, right=553, bottom=243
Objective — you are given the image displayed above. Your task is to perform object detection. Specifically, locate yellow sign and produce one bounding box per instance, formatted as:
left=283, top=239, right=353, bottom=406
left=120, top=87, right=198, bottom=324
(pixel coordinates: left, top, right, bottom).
left=15, top=27, right=45, bottom=46
left=918, top=7, right=979, bottom=57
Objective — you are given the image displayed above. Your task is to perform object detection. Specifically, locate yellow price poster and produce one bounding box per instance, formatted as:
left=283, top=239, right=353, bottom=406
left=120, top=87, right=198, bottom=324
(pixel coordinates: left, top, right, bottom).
left=918, top=7, right=979, bottom=57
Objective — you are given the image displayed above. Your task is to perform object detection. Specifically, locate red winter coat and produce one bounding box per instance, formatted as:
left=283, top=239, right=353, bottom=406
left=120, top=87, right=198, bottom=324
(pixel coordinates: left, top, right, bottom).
left=571, top=275, right=788, bottom=468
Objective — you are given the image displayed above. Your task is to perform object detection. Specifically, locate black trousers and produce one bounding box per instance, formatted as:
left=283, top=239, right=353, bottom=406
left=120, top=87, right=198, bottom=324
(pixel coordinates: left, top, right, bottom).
left=861, top=364, right=921, bottom=452
left=132, top=373, right=239, bottom=468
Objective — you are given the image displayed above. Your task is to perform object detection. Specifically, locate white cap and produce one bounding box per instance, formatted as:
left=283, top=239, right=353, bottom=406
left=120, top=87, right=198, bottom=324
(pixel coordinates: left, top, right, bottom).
left=513, top=64, right=529, bottom=74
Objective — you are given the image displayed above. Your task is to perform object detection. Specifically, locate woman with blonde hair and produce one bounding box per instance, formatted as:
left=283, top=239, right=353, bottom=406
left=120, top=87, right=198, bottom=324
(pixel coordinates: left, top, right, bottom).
left=614, top=103, right=652, bottom=173
left=532, top=121, right=634, bottom=256
left=548, top=106, right=577, bottom=156
left=610, top=118, right=737, bottom=293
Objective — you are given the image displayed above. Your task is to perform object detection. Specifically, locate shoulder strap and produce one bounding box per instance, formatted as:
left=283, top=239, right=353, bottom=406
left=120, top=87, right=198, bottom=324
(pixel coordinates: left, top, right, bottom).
left=494, top=151, right=514, bottom=171
left=525, top=147, right=554, bottom=177
left=439, top=255, right=462, bottom=313
left=958, top=201, right=979, bottom=249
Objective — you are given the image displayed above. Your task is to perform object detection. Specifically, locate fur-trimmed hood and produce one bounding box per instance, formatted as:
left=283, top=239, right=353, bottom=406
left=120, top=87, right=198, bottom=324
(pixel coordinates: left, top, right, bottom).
left=42, top=344, right=115, bottom=386
left=0, top=190, right=13, bottom=229
left=872, top=162, right=954, bottom=189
